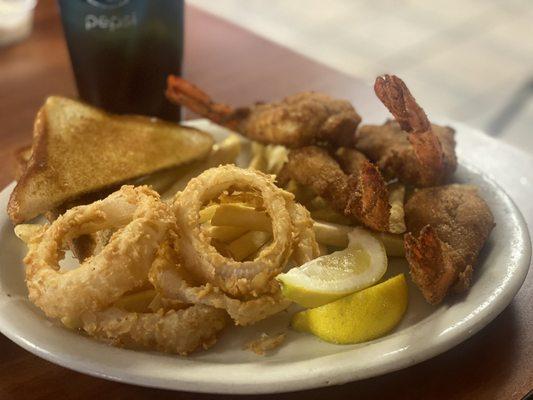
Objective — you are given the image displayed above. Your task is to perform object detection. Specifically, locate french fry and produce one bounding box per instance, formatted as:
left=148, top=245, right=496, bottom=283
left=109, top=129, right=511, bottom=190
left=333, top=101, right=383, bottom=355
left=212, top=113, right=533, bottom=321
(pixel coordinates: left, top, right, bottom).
left=249, top=142, right=268, bottom=172
left=218, top=191, right=264, bottom=209
left=148, top=293, right=187, bottom=312
left=312, top=221, right=351, bottom=248
left=227, top=230, right=272, bottom=261
left=209, top=204, right=404, bottom=256
left=199, top=204, right=219, bottom=223
left=374, top=231, right=405, bottom=257
left=388, top=183, right=406, bottom=234
left=162, top=134, right=242, bottom=200
left=310, top=207, right=352, bottom=225
left=285, top=180, right=316, bottom=205
left=306, top=196, right=328, bottom=210
left=211, top=239, right=233, bottom=258
left=248, top=142, right=288, bottom=175
left=211, top=203, right=271, bottom=232
left=113, top=289, right=156, bottom=312
left=318, top=243, right=329, bottom=256
left=312, top=220, right=405, bottom=257
left=208, top=225, right=248, bottom=242
left=244, top=241, right=271, bottom=261
left=263, top=144, right=288, bottom=175
left=307, top=196, right=352, bottom=224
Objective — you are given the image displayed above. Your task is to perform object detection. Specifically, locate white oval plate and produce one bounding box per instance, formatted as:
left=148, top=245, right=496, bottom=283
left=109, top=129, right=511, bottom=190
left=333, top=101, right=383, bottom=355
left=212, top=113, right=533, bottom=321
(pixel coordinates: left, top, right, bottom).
left=0, top=120, right=530, bottom=394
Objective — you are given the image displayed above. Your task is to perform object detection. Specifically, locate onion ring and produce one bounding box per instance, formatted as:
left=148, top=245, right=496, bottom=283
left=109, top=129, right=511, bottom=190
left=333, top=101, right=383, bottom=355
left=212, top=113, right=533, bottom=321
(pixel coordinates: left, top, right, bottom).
left=287, top=201, right=320, bottom=265
left=150, top=241, right=291, bottom=326
left=24, top=185, right=173, bottom=326
left=172, top=165, right=312, bottom=297
left=81, top=304, right=227, bottom=355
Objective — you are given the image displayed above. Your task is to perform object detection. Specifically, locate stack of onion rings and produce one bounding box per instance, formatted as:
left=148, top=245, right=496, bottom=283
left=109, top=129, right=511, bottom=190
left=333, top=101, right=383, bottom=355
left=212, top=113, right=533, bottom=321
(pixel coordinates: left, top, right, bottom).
left=20, top=166, right=320, bottom=353
left=165, top=165, right=319, bottom=324
left=172, top=165, right=319, bottom=298
left=150, top=240, right=291, bottom=326
left=23, top=185, right=227, bottom=354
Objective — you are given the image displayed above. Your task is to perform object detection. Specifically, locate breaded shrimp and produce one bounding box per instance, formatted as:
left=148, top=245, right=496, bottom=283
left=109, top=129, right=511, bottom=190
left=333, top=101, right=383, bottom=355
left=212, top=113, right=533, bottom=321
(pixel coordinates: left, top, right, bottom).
left=356, top=75, right=457, bottom=187
left=166, top=76, right=362, bottom=148
left=284, top=146, right=391, bottom=232
left=404, top=184, right=494, bottom=304
left=334, top=147, right=370, bottom=175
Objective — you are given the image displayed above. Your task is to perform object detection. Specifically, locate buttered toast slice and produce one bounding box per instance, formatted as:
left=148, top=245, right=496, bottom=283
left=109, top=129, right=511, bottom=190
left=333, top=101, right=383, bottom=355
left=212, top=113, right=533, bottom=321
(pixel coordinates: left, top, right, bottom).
left=8, top=96, right=214, bottom=223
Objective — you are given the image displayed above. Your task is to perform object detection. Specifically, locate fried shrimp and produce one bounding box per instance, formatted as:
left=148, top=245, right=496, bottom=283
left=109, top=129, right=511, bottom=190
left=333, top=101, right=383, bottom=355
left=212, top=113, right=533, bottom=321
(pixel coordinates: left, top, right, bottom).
left=284, top=146, right=391, bottom=232
left=335, top=147, right=371, bottom=175
left=81, top=305, right=227, bottom=355
left=166, top=76, right=361, bottom=148
left=404, top=184, right=494, bottom=304
left=356, top=75, right=457, bottom=187
left=23, top=186, right=173, bottom=326
left=172, top=165, right=319, bottom=297
left=150, top=242, right=291, bottom=326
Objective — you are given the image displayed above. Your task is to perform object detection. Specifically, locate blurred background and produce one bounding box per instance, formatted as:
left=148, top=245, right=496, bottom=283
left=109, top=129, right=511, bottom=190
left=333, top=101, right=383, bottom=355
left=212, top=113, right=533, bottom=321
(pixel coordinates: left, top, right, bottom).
left=190, top=0, right=533, bottom=152
left=1, top=0, right=532, bottom=152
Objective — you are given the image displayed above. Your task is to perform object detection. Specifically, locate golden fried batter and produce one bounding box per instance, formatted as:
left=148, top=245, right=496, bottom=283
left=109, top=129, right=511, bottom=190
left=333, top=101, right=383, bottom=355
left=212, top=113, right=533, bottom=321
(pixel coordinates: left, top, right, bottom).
left=356, top=75, right=457, bottom=187
left=166, top=76, right=361, bottom=148
left=357, top=121, right=457, bottom=186
left=404, top=185, right=494, bottom=304
left=244, top=332, right=286, bottom=355
left=286, top=146, right=349, bottom=209
left=335, top=147, right=370, bottom=175
left=285, top=146, right=391, bottom=232
left=345, top=161, right=391, bottom=233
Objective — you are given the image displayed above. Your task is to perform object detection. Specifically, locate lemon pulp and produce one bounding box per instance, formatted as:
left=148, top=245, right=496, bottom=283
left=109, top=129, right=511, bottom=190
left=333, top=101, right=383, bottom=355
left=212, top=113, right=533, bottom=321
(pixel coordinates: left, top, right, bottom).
left=277, top=227, right=387, bottom=307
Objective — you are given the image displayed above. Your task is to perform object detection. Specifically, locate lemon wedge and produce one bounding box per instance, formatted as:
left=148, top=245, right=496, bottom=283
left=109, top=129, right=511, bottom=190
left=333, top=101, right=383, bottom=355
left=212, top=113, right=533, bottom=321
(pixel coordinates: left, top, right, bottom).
left=291, top=274, right=408, bottom=344
left=276, top=227, right=387, bottom=308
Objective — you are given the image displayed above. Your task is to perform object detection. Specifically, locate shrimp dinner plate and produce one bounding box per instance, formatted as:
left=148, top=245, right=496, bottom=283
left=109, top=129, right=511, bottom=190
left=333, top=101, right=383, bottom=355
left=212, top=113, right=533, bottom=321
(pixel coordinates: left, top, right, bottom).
left=0, top=119, right=530, bottom=394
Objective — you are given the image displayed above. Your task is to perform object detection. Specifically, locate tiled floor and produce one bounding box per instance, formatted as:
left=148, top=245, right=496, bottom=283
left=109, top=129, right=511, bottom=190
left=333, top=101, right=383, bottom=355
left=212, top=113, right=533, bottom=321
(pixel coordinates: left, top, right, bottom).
left=189, top=0, right=533, bottom=153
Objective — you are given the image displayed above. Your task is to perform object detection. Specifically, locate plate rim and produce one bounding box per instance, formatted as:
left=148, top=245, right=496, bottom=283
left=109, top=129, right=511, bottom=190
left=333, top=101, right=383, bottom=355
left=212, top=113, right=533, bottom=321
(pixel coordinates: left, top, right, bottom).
left=0, top=121, right=531, bottom=394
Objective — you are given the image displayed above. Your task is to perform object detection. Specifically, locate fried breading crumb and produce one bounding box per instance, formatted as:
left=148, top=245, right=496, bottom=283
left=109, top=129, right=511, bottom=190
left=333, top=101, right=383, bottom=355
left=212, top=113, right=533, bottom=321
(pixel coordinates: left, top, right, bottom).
left=244, top=332, right=286, bottom=356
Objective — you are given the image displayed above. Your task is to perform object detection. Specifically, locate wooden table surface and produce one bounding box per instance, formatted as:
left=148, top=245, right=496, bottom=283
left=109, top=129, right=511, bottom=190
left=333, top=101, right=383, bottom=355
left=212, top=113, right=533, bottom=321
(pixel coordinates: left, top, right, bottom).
left=0, top=2, right=531, bottom=399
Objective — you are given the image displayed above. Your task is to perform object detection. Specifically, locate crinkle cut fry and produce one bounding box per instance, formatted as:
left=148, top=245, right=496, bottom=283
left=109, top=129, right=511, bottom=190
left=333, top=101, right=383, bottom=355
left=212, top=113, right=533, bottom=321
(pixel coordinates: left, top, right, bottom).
left=166, top=75, right=361, bottom=148
left=374, top=74, right=445, bottom=186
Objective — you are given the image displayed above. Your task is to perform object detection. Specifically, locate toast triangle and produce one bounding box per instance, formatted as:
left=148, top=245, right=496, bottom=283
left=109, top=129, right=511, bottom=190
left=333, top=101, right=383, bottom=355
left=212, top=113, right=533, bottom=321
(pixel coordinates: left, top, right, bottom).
left=8, top=96, right=213, bottom=223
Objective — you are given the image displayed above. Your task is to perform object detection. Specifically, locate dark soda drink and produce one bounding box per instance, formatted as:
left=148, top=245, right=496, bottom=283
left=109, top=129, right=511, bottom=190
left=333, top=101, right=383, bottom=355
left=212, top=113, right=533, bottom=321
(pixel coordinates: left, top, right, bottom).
left=58, top=0, right=183, bottom=120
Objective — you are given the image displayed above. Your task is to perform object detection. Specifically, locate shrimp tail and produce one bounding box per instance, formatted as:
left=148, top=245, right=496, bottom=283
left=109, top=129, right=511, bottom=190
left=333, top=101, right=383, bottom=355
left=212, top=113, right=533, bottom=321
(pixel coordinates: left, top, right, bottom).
left=374, top=74, right=444, bottom=186
left=166, top=75, right=246, bottom=129
left=345, top=160, right=390, bottom=232
left=404, top=225, right=457, bottom=304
